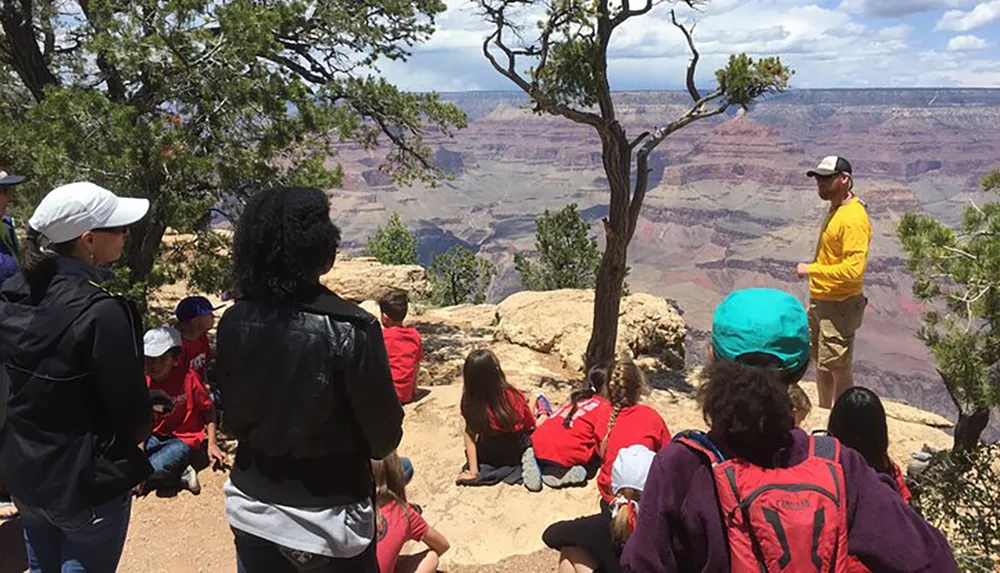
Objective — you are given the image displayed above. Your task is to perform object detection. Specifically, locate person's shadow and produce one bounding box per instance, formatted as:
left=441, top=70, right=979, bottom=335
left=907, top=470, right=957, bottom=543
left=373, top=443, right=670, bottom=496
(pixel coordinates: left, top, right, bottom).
left=0, top=520, right=27, bottom=572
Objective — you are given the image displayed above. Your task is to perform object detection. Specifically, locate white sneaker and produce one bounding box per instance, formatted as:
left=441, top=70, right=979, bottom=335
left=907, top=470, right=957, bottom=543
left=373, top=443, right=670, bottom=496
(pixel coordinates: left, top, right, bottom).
left=181, top=465, right=201, bottom=495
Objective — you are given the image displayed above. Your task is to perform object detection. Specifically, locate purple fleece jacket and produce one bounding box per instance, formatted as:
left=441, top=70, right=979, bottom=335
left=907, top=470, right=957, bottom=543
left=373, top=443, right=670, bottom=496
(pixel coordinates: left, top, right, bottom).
left=621, top=429, right=958, bottom=572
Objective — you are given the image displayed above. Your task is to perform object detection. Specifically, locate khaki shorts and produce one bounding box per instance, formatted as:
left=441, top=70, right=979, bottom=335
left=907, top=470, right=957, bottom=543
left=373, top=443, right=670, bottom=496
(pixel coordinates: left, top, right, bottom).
left=808, top=295, right=867, bottom=372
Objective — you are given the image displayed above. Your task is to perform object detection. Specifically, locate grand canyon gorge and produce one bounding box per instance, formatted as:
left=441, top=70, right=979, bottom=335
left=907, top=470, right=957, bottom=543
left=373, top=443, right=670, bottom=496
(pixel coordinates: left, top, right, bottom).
left=326, top=88, right=1000, bottom=434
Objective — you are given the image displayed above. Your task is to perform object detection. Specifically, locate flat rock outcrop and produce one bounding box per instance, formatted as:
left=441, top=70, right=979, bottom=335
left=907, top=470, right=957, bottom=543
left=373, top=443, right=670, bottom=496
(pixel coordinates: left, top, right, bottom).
left=494, top=289, right=687, bottom=373
left=321, top=256, right=430, bottom=303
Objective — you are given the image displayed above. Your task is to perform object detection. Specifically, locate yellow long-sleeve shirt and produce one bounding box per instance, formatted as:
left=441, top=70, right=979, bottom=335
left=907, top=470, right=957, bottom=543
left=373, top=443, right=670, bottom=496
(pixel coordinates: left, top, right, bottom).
left=807, top=198, right=872, bottom=301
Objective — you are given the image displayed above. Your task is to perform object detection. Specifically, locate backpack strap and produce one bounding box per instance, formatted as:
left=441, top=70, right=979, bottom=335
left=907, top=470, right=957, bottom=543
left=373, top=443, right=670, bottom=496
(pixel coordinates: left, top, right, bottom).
left=809, top=434, right=841, bottom=463
left=673, top=429, right=728, bottom=465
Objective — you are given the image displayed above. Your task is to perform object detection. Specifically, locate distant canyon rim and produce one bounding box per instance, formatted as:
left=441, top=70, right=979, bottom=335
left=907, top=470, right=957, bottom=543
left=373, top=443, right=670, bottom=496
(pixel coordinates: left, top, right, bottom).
left=324, top=88, right=1000, bottom=437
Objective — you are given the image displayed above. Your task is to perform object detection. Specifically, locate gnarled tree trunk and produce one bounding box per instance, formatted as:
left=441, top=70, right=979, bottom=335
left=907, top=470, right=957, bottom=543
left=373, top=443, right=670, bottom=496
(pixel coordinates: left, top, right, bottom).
left=585, top=125, right=632, bottom=371
left=953, top=408, right=990, bottom=453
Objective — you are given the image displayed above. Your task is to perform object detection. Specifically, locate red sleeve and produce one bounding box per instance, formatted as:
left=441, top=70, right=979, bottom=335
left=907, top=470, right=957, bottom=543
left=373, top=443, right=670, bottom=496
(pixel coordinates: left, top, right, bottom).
left=892, top=462, right=912, bottom=504
left=514, top=390, right=535, bottom=431
left=406, top=505, right=430, bottom=542
left=188, top=371, right=213, bottom=411
left=415, top=331, right=423, bottom=363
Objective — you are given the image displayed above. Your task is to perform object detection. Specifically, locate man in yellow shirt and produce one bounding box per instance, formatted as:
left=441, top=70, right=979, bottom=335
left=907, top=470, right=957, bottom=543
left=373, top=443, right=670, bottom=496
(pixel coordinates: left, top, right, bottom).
left=796, top=156, right=871, bottom=408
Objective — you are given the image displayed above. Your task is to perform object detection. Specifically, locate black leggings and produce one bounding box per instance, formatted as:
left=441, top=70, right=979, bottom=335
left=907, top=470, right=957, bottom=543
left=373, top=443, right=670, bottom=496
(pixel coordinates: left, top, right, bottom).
left=542, top=504, right=622, bottom=573
left=233, top=528, right=378, bottom=573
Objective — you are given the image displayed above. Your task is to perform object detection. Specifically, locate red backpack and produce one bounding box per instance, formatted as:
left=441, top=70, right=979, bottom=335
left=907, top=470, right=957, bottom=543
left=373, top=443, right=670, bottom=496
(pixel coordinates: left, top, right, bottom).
left=675, top=430, right=850, bottom=572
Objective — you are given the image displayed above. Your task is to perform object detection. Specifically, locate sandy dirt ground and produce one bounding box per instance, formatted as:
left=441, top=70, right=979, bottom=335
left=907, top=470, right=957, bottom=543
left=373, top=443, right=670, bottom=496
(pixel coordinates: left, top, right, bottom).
left=0, top=377, right=952, bottom=573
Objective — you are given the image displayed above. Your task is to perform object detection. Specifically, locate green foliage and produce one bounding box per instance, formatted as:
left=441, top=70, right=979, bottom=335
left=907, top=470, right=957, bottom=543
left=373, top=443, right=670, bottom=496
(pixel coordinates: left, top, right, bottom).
left=0, top=0, right=465, bottom=311
left=515, top=204, right=601, bottom=291
left=363, top=212, right=419, bottom=266
left=896, top=170, right=1000, bottom=421
left=529, top=1, right=599, bottom=109
left=429, top=245, right=496, bottom=306
left=911, top=443, right=1000, bottom=572
left=716, top=54, right=793, bottom=109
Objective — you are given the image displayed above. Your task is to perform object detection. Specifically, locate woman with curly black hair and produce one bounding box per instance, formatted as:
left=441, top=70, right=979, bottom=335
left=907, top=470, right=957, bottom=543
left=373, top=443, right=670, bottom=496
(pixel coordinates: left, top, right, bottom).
left=216, top=187, right=403, bottom=573
left=621, top=288, right=957, bottom=573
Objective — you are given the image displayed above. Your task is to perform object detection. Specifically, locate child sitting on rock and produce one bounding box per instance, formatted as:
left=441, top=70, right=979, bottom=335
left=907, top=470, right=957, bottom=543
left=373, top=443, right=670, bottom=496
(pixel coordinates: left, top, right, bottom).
left=379, top=289, right=423, bottom=405
left=827, top=386, right=911, bottom=503
left=456, top=349, right=536, bottom=486
left=522, top=364, right=612, bottom=492
left=374, top=452, right=450, bottom=573
left=597, top=354, right=671, bottom=507
left=542, top=444, right=657, bottom=573
left=141, top=326, right=228, bottom=496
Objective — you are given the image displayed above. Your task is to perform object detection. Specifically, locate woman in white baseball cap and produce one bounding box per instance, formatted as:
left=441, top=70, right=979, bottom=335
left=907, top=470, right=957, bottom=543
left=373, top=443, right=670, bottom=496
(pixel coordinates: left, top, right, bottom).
left=0, top=181, right=152, bottom=572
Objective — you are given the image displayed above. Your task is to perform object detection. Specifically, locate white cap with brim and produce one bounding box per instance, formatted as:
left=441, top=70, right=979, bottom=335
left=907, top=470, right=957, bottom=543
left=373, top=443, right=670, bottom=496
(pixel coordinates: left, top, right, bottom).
left=144, top=326, right=182, bottom=358
left=611, top=444, right=657, bottom=496
left=0, top=171, right=25, bottom=186
left=28, top=181, right=149, bottom=244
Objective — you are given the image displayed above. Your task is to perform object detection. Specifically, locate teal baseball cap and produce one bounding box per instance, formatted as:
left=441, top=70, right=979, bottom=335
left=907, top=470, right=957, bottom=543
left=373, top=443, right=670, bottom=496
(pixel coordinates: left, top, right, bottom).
left=711, top=288, right=810, bottom=372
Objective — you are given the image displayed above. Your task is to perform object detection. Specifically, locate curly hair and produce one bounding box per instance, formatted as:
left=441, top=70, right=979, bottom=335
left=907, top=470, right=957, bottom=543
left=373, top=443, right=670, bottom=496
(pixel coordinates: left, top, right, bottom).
left=232, top=187, right=341, bottom=302
left=698, top=353, right=794, bottom=467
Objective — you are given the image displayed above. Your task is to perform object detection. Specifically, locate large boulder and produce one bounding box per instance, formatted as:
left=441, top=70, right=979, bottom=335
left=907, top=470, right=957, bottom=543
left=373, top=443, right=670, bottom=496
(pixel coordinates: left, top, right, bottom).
left=321, top=256, right=430, bottom=303
left=495, top=289, right=687, bottom=373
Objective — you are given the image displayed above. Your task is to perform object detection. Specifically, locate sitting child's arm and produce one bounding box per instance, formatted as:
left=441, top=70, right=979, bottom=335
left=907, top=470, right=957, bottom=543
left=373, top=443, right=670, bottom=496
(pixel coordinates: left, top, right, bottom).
left=421, top=525, right=450, bottom=557
left=203, top=407, right=228, bottom=470
left=457, top=426, right=479, bottom=481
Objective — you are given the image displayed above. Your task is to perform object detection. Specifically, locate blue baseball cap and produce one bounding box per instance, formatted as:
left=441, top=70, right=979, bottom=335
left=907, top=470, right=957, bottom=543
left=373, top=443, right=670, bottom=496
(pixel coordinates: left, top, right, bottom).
left=711, top=288, right=810, bottom=372
left=175, top=296, right=219, bottom=323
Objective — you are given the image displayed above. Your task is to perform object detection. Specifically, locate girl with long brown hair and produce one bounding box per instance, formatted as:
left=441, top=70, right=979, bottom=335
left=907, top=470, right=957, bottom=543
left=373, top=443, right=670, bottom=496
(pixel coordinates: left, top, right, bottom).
left=456, top=349, right=536, bottom=484
left=373, top=452, right=449, bottom=573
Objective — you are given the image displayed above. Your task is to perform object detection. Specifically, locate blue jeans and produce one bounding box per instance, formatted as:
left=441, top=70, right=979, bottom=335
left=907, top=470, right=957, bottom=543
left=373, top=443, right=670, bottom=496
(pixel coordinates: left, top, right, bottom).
left=16, top=494, right=131, bottom=573
left=144, top=435, right=195, bottom=487
left=400, top=456, right=414, bottom=484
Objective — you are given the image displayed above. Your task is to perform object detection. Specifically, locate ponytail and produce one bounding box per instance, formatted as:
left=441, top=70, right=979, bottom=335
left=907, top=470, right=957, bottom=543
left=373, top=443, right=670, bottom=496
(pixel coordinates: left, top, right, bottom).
left=610, top=488, right=641, bottom=545
left=600, top=358, right=645, bottom=458
left=564, top=363, right=610, bottom=429
left=19, top=228, right=75, bottom=297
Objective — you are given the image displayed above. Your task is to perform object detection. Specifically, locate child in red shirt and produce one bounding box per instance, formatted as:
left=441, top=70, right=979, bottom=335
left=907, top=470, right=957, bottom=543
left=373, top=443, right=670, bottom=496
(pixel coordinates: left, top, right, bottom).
left=175, top=295, right=218, bottom=387
left=142, top=326, right=228, bottom=496
left=522, top=364, right=613, bottom=491
left=379, top=290, right=423, bottom=404
left=457, top=349, right=536, bottom=485
left=373, top=452, right=450, bottom=573
left=597, top=356, right=670, bottom=505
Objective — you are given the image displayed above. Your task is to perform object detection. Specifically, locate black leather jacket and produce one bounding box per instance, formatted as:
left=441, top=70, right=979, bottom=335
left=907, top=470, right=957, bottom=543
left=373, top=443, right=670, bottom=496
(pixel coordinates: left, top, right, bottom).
left=217, top=286, right=404, bottom=507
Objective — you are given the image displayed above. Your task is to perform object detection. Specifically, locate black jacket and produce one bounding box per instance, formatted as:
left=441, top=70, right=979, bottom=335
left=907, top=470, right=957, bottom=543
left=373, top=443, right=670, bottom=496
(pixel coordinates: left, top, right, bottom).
left=217, top=286, right=404, bottom=507
left=0, top=258, right=152, bottom=514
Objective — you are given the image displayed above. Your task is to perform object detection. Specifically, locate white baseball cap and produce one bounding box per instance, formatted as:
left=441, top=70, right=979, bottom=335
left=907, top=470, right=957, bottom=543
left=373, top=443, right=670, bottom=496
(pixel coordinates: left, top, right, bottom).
left=28, top=181, right=150, bottom=244
left=144, top=326, right=182, bottom=358
left=612, top=445, right=656, bottom=495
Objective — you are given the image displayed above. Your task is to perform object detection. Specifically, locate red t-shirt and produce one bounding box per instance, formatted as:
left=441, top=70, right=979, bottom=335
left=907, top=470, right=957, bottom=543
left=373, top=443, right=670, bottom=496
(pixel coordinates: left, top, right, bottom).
left=147, top=366, right=214, bottom=450
left=463, top=387, right=536, bottom=435
left=180, top=332, right=212, bottom=384
left=532, top=395, right=612, bottom=467
left=382, top=326, right=423, bottom=404
left=597, top=404, right=671, bottom=503
left=891, top=461, right=912, bottom=504
left=376, top=500, right=430, bottom=573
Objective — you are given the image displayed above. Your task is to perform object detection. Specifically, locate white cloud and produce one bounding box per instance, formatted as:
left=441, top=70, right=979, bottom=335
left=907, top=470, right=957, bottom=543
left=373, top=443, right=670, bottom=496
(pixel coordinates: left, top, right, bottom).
left=946, top=34, right=989, bottom=50
left=840, top=0, right=974, bottom=17
left=380, top=0, right=996, bottom=91
left=936, top=1, right=1000, bottom=31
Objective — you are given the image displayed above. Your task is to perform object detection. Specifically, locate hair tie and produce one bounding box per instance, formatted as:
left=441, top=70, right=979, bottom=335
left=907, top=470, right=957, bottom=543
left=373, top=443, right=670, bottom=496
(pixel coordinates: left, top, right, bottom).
left=610, top=494, right=639, bottom=521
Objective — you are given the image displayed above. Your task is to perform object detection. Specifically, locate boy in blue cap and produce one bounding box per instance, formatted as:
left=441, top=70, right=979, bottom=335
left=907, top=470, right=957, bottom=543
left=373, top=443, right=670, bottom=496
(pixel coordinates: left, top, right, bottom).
left=175, top=295, right=218, bottom=388
left=622, top=288, right=957, bottom=572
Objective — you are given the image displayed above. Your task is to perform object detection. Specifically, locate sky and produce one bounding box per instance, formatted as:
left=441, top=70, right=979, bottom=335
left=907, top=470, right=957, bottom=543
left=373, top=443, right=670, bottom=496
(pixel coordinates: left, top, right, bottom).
left=378, top=0, right=1000, bottom=91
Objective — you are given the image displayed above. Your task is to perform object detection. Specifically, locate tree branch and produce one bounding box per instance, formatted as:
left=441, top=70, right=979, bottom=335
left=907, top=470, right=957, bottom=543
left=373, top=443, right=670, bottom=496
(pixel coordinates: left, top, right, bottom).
left=0, top=0, right=59, bottom=101
left=480, top=1, right=603, bottom=128
left=671, top=9, right=700, bottom=102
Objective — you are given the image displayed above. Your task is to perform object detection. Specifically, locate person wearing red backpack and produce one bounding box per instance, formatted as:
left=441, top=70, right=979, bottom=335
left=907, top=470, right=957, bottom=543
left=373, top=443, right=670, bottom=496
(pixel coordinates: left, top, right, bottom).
left=621, top=288, right=958, bottom=572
